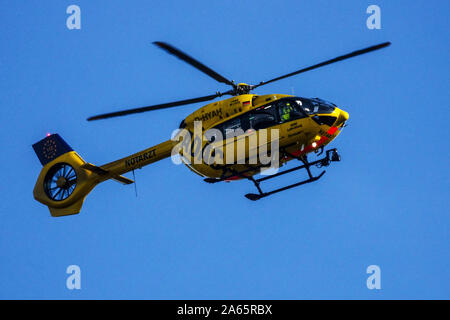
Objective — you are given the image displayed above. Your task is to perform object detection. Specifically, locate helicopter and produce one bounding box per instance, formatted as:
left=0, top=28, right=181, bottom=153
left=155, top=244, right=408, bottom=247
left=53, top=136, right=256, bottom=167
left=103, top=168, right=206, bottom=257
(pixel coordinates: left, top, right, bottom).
left=32, top=41, right=390, bottom=216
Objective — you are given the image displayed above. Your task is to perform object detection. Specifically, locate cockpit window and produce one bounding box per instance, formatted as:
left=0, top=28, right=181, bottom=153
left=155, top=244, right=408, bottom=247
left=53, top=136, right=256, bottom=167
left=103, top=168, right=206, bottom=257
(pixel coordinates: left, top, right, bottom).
left=295, top=99, right=314, bottom=115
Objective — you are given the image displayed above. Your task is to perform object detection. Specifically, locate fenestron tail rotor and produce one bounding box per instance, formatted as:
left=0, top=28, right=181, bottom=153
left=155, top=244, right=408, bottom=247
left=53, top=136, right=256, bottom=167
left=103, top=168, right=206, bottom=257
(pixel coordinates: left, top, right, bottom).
left=87, top=41, right=390, bottom=121
left=44, top=163, right=77, bottom=201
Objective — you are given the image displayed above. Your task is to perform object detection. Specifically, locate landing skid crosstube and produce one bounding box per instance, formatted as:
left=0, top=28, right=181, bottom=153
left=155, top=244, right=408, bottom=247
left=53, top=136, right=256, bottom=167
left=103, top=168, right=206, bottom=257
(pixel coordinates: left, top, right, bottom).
left=204, top=148, right=341, bottom=200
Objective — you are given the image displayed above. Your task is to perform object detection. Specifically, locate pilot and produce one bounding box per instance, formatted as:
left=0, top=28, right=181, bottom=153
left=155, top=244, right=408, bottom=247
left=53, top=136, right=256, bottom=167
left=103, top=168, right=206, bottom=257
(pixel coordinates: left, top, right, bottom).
left=281, top=102, right=294, bottom=122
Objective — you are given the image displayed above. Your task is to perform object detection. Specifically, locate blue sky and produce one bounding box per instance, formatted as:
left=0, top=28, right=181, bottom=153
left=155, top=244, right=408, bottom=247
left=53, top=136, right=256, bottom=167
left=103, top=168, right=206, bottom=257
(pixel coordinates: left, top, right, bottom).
left=0, top=0, right=449, bottom=299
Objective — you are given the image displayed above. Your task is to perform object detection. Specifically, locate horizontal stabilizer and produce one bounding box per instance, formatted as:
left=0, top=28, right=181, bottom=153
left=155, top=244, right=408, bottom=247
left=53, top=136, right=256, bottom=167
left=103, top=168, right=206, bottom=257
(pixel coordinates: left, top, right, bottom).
left=81, top=163, right=133, bottom=185
left=111, top=175, right=134, bottom=185
left=80, top=163, right=108, bottom=175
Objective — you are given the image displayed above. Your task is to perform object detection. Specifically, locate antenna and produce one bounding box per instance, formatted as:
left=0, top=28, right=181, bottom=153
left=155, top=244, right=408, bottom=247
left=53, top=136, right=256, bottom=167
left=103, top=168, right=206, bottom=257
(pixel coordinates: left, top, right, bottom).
left=132, top=169, right=138, bottom=197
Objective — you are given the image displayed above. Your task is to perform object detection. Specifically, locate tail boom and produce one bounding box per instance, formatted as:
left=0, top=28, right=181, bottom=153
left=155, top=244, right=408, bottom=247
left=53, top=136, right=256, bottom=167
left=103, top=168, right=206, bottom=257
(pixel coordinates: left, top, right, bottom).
left=99, top=140, right=174, bottom=177
left=32, top=134, right=174, bottom=217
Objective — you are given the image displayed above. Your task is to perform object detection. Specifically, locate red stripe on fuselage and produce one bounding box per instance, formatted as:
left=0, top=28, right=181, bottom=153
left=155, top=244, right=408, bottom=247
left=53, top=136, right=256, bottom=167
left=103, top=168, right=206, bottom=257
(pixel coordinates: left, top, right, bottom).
left=327, top=126, right=338, bottom=135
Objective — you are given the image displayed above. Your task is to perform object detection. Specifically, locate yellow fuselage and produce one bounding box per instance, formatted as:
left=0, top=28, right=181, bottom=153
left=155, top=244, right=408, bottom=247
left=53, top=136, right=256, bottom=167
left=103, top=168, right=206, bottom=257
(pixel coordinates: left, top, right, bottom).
left=178, top=94, right=349, bottom=179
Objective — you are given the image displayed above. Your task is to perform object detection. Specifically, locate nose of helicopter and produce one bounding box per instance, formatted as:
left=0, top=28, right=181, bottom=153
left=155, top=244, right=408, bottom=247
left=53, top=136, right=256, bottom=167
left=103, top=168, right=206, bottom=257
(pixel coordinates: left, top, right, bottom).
left=335, top=108, right=349, bottom=126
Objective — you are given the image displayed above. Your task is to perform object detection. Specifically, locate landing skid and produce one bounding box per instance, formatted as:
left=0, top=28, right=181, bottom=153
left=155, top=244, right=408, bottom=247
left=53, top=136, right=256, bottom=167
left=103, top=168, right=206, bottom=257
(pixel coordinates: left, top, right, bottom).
left=204, top=148, right=341, bottom=200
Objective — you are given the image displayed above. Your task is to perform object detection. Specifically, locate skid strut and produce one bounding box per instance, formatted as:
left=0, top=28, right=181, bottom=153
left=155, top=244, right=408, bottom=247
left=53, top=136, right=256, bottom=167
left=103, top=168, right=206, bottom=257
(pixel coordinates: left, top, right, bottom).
left=205, top=148, right=341, bottom=200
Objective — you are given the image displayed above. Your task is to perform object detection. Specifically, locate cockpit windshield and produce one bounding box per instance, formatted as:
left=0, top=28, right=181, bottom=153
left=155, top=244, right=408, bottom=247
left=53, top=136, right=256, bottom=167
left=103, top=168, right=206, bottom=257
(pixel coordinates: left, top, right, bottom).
left=293, top=97, right=335, bottom=115
left=311, top=98, right=336, bottom=114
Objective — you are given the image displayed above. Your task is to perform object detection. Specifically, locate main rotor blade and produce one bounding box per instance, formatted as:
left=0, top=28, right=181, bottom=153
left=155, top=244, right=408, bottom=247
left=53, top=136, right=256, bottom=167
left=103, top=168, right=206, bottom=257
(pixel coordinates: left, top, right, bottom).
left=87, top=92, right=227, bottom=121
left=153, top=41, right=234, bottom=87
left=255, top=42, right=391, bottom=88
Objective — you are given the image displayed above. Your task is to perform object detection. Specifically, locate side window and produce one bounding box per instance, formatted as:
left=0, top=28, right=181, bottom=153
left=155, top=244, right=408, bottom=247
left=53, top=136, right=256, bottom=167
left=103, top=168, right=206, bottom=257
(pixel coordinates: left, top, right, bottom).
left=213, top=103, right=279, bottom=135
left=224, top=117, right=241, bottom=131
left=247, top=104, right=277, bottom=130
left=277, top=99, right=306, bottom=123
left=215, top=117, right=244, bottom=137
left=248, top=112, right=276, bottom=130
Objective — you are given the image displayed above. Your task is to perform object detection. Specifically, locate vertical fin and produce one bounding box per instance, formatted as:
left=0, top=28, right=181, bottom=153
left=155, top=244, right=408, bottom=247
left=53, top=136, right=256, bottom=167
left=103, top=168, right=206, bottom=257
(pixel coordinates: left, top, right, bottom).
left=32, top=134, right=73, bottom=166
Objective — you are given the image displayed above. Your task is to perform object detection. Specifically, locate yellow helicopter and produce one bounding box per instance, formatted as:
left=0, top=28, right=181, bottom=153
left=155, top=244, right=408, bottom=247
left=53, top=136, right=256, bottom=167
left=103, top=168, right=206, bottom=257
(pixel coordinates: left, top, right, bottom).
left=32, top=41, right=390, bottom=216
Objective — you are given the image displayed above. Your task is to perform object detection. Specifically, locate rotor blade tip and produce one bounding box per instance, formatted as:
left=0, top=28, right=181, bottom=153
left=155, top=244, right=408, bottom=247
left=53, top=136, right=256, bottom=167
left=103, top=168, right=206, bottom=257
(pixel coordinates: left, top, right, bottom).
left=152, top=41, right=164, bottom=48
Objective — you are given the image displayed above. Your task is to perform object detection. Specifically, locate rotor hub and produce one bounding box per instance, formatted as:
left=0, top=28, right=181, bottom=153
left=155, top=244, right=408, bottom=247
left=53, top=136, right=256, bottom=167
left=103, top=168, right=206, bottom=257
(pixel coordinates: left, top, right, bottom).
left=56, top=176, right=68, bottom=188
left=234, top=83, right=253, bottom=95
